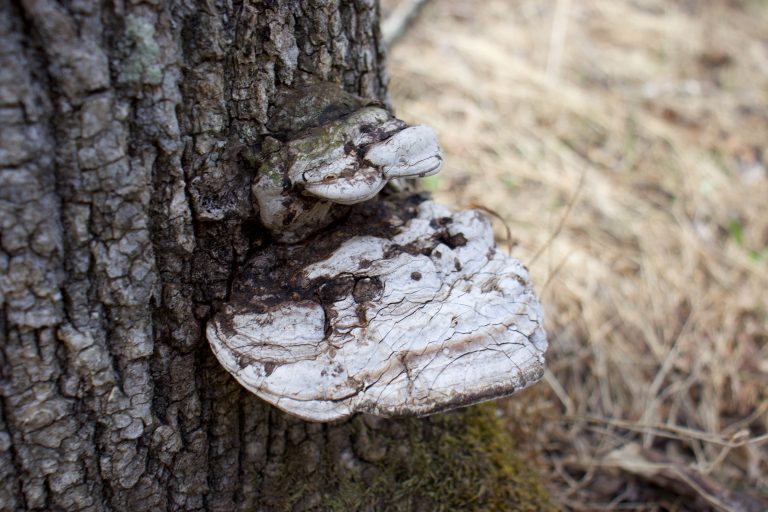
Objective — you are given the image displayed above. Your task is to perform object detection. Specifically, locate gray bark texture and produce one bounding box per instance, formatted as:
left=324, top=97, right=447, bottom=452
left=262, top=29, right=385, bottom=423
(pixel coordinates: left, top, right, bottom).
left=0, top=0, right=551, bottom=510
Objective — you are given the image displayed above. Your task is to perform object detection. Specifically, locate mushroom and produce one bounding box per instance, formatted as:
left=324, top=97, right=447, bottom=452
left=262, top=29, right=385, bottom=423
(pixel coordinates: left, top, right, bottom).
left=250, top=86, right=444, bottom=242
left=363, top=124, right=444, bottom=179
left=207, top=197, right=548, bottom=422
left=209, top=83, right=548, bottom=421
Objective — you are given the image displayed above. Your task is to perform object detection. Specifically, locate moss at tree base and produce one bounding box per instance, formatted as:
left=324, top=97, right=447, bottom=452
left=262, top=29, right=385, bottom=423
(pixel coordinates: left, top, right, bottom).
left=321, top=403, right=554, bottom=511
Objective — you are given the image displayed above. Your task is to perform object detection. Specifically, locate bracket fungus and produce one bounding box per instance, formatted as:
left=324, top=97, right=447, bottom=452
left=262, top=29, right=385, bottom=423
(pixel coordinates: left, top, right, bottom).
left=206, top=84, right=548, bottom=422
left=251, top=85, right=443, bottom=243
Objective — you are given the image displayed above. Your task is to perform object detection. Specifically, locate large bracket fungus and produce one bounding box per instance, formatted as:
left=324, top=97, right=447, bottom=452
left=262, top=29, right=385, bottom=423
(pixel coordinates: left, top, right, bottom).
left=206, top=84, right=548, bottom=422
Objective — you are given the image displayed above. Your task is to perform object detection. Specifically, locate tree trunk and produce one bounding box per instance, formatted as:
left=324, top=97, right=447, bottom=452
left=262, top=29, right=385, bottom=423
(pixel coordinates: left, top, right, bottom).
left=0, top=0, right=551, bottom=510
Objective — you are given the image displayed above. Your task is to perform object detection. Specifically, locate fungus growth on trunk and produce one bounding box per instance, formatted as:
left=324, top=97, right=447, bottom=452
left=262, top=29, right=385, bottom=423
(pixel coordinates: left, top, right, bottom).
left=206, top=84, right=548, bottom=422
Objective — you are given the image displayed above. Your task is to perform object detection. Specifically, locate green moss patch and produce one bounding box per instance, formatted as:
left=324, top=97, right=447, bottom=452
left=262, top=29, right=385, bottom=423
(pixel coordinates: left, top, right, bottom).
left=325, top=404, right=553, bottom=511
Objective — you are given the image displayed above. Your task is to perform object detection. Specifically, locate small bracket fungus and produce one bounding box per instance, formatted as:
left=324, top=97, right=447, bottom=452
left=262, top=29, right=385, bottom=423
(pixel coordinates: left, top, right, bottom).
left=251, top=85, right=443, bottom=242
left=207, top=197, right=548, bottom=421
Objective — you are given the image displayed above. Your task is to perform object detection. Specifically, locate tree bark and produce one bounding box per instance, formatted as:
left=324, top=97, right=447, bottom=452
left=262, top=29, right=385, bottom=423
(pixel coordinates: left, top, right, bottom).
left=0, top=0, right=551, bottom=510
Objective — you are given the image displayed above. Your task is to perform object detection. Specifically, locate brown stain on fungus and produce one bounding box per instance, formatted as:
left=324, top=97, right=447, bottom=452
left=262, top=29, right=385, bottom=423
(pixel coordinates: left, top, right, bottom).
left=318, top=276, right=355, bottom=303
left=440, top=232, right=467, bottom=249
left=352, top=277, right=383, bottom=303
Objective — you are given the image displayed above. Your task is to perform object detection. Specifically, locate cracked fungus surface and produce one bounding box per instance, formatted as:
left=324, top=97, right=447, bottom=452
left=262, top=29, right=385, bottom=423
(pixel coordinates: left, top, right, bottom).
left=207, top=198, right=547, bottom=421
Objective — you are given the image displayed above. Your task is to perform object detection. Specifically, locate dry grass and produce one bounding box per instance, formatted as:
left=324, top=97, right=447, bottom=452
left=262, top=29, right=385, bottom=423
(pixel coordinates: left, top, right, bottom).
left=386, top=0, right=768, bottom=509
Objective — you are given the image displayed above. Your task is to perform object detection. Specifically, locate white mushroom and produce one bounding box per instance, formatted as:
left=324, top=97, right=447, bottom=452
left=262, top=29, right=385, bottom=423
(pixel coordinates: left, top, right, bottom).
left=223, top=84, right=548, bottom=420
left=207, top=199, right=548, bottom=422
left=252, top=107, right=444, bottom=241
left=299, top=166, right=385, bottom=205
left=364, top=125, right=444, bottom=179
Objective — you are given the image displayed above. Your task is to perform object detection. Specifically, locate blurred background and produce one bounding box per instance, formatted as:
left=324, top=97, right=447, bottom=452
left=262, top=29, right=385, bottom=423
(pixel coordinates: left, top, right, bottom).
left=382, top=0, right=768, bottom=509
